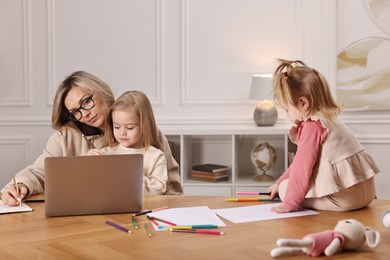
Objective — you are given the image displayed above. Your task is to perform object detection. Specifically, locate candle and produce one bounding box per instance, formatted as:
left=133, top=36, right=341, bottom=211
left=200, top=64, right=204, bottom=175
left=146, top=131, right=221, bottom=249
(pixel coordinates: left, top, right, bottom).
left=256, top=100, right=275, bottom=109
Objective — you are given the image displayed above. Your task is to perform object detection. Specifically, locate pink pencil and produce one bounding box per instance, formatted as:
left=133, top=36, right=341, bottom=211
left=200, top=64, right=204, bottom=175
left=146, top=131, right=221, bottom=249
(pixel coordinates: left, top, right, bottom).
left=170, top=229, right=224, bottom=235
left=235, top=192, right=271, bottom=195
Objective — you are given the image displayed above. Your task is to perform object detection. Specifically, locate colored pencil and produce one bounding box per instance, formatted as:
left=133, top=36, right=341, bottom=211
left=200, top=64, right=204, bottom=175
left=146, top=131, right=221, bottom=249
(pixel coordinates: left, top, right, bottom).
left=145, top=223, right=152, bottom=238
left=161, top=224, right=218, bottom=230
left=133, top=206, right=169, bottom=216
left=170, top=229, right=224, bottom=235
left=147, top=215, right=159, bottom=227
left=235, top=192, right=271, bottom=196
left=148, top=216, right=177, bottom=226
left=225, top=197, right=280, bottom=202
left=131, top=216, right=139, bottom=230
left=12, top=177, right=22, bottom=206
left=105, top=221, right=132, bottom=234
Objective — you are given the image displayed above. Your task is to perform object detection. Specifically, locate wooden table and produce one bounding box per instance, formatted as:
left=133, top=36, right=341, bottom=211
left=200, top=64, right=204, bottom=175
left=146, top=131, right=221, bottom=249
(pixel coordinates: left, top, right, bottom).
left=1, top=195, right=390, bottom=259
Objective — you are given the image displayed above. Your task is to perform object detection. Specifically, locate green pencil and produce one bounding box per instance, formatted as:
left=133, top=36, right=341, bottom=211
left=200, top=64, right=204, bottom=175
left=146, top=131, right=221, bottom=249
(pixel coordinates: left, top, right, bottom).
left=131, top=216, right=139, bottom=230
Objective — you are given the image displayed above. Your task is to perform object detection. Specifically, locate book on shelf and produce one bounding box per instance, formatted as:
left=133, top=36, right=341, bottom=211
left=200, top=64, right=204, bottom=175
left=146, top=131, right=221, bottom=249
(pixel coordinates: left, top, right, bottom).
left=192, top=163, right=229, bottom=173
left=191, top=174, right=229, bottom=183
left=191, top=172, right=229, bottom=179
left=191, top=170, right=228, bottom=177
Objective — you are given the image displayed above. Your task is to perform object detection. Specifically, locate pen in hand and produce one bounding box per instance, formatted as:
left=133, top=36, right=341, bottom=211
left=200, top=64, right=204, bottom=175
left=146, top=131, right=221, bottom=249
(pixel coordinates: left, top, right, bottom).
left=12, top=177, right=22, bottom=207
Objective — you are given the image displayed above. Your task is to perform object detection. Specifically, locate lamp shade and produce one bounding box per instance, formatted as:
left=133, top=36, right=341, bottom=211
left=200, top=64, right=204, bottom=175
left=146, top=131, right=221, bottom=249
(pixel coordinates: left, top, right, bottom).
left=249, top=74, right=278, bottom=126
left=249, top=74, right=273, bottom=100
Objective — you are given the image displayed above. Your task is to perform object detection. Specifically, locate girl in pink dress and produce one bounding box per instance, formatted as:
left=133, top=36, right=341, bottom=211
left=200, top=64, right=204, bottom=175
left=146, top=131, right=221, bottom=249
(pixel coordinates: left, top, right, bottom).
left=267, top=59, right=380, bottom=213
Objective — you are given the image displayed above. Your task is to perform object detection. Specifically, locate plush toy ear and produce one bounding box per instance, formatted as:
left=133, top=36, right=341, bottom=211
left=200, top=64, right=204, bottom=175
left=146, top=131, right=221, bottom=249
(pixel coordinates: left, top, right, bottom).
left=364, top=227, right=381, bottom=248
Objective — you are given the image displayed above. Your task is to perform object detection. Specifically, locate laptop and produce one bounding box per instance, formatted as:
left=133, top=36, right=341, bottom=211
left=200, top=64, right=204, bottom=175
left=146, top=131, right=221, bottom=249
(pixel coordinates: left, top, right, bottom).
left=44, top=154, right=143, bottom=217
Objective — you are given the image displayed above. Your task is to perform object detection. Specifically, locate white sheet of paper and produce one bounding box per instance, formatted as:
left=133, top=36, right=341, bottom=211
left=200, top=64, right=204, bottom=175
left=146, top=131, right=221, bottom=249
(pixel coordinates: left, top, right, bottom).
left=0, top=200, right=33, bottom=214
left=212, top=203, right=319, bottom=223
left=147, top=206, right=226, bottom=230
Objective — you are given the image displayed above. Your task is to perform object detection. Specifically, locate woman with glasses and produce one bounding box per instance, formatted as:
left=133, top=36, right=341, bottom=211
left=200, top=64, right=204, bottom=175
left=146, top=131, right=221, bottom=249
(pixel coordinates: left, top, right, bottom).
left=1, top=71, right=182, bottom=206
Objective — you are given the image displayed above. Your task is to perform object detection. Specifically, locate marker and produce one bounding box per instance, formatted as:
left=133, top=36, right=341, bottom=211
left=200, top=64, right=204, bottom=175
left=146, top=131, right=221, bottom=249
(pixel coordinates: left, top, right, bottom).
left=160, top=224, right=218, bottom=230
left=105, top=221, right=132, bottom=234
left=133, top=206, right=169, bottom=216
left=170, top=229, right=224, bottom=235
left=225, top=197, right=280, bottom=202
left=131, top=216, right=139, bottom=230
left=145, top=223, right=152, bottom=238
left=235, top=192, right=271, bottom=196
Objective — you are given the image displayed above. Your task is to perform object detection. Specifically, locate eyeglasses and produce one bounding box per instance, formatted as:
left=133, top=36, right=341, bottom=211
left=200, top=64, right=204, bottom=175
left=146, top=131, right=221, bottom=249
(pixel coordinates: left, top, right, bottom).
left=68, top=94, right=95, bottom=121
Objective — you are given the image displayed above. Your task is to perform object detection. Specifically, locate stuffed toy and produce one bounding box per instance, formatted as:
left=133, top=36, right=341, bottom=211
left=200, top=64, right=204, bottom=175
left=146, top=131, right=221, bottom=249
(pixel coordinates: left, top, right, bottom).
left=270, top=219, right=380, bottom=257
left=382, top=210, right=390, bottom=228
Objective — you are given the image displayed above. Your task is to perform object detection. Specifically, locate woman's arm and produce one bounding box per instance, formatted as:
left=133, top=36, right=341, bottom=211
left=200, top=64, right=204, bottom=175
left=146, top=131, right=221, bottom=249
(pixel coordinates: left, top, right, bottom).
left=1, top=129, right=94, bottom=205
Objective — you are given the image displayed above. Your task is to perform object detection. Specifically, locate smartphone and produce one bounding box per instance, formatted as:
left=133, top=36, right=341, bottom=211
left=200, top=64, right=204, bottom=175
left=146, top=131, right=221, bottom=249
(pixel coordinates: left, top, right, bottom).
left=73, top=121, right=101, bottom=136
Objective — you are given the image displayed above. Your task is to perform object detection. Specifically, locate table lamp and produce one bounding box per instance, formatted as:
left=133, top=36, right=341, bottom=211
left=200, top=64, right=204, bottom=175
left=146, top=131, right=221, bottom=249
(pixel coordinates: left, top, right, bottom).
left=249, top=74, right=278, bottom=126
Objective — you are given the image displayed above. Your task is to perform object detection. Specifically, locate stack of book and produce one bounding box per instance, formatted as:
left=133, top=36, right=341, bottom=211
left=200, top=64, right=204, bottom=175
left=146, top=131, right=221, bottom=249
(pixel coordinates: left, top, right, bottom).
left=191, top=164, right=229, bottom=182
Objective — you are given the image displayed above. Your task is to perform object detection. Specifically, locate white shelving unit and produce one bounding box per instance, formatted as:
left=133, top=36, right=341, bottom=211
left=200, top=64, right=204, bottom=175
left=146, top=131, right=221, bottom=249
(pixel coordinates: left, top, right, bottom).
left=161, top=124, right=292, bottom=196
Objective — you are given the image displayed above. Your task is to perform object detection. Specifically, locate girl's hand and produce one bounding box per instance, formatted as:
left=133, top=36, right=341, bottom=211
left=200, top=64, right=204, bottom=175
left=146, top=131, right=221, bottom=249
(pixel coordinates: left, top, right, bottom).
left=87, top=149, right=105, bottom=155
left=267, top=183, right=279, bottom=199
left=271, top=205, right=289, bottom=214
left=1, top=183, right=28, bottom=206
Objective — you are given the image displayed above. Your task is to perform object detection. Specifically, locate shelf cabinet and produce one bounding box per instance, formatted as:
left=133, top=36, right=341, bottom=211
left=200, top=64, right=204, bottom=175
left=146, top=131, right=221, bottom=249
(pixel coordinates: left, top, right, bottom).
left=161, top=124, right=292, bottom=196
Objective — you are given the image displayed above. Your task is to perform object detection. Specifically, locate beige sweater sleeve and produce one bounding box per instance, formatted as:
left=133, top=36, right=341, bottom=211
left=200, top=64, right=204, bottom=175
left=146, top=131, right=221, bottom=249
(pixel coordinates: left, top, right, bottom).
left=143, top=147, right=168, bottom=195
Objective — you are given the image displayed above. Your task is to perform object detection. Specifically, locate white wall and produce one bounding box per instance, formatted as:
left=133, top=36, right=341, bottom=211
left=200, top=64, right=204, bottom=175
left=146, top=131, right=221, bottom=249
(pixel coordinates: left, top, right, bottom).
left=1, top=0, right=389, bottom=198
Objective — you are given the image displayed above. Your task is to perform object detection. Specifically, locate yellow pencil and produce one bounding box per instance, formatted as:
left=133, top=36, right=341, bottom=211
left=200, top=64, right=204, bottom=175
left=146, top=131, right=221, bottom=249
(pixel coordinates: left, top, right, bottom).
left=12, top=177, right=22, bottom=207
left=145, top=223, right=152, bottom=238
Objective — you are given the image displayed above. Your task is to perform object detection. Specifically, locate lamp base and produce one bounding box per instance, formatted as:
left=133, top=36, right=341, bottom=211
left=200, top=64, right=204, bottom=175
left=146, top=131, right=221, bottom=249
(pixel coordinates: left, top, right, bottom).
left=253, top=106, right=278, bottom=126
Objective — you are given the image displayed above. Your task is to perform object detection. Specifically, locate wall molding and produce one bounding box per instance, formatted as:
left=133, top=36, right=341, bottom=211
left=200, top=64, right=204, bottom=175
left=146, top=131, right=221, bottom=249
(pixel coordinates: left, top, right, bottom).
left=0, top=135, right=31, bottom=163
left=47, top=0, right=55, bottom=107
left=0, top=0, right=32, bottom=107
left=1, top=114, right=390, bottom=126
left=180, top=0, right=302, bottom=106
left=154, top=0, right=164, bottom=106
left=0, top=118, right=51, bottom=126
left=356, top=135, right=390, bottom=144
left=46, top=0, right=165, bottom=106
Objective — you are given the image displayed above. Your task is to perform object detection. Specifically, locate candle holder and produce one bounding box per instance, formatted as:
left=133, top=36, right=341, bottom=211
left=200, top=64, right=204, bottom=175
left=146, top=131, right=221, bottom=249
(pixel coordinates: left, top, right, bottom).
left=253, top=100, right=278, bottom=126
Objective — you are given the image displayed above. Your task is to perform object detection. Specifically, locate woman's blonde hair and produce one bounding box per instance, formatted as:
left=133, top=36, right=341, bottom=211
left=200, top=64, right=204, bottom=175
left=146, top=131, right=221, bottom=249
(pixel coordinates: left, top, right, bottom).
left=272, top=59, right=340, bottom=124
left=52, top=71, right=115, bottom=131
left=104, top=90, right=162, bottom=150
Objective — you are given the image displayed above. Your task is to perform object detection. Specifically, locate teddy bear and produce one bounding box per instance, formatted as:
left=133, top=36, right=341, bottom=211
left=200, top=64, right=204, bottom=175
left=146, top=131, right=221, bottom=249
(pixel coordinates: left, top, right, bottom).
left=270, top=219, right=380, bottom=257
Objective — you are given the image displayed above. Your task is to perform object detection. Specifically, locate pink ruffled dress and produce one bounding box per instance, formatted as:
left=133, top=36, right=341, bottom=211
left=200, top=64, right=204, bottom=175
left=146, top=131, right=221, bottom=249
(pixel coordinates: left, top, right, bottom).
left=276, top=116, right=379, bottom=211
